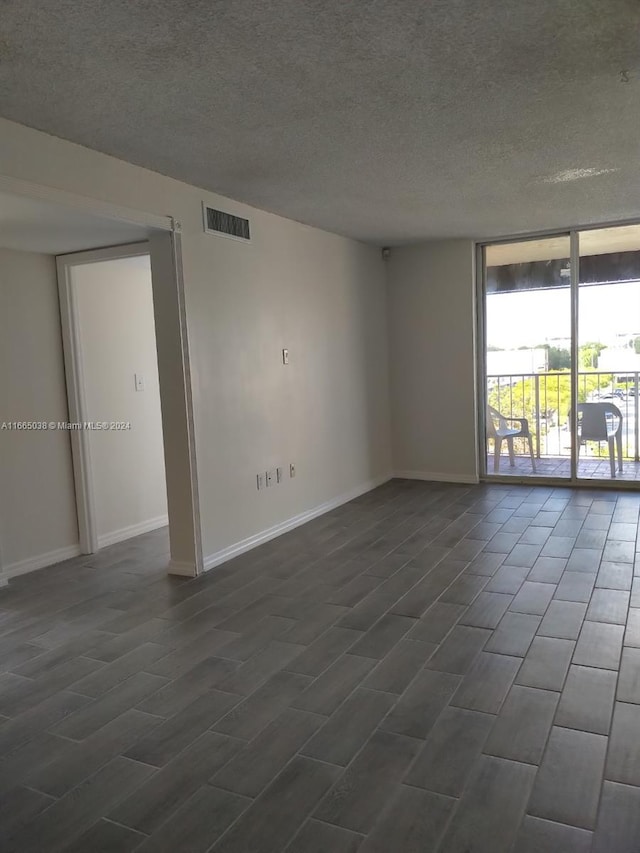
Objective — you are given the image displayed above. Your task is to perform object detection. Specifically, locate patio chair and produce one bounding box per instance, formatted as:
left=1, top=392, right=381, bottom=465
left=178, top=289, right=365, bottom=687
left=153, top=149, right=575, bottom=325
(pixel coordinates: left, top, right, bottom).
left=573, top=402, right=623, bottom=479
left=486, top=406, right=536, bottom=473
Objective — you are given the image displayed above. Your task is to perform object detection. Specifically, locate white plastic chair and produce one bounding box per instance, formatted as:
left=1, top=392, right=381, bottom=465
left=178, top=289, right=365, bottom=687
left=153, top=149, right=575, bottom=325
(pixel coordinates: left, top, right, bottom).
left=486, top=406, right=536, bottom=473
left=574, top=402, right=623, bottom=478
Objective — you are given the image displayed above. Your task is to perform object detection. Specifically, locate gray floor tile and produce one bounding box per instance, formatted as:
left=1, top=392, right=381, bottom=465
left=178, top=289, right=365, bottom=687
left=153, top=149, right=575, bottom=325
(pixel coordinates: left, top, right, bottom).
left=586, top=588, right=630, bottom=625
left=213, top=708, right=324, bottom=798
left=616, top=646, right=640, bottom=703
left=61, top=819, right=146, bottom=853
left=528, top=726, right=607, bottom=829
left=484, top=532, right=521, bottom=554
left=484, top=684, right=559, bottom=764
left=515, top=636, right=574, bottom=691
left=426, top=625, right=492, bottom=674
left=292, top=654, right=375, bottom=716
left=575, top=529, right=607, bottom=549
left=625, top=607, right=640, bottom=647
left=301, top=688, right=396, bottom=765
left=485, top=564, right=529, bottom=594
left=465, top=551, right=505, bottom=576
left=133, top=787, right=249, bottom=853
left=109, top=732, right=241, bottom=834
left=519, top=526, right=551, bottom=545
left=357, top=785, right=455, bottom=853
left=484, top=611, right=541, bottom=656
left=210, top=757, right=340, bottom=853
left=556, top=664, right=616, bottom=735
left=52, top=671, right=168, bottom=739
left=537, top=600, right=587, bottom=640
left=438, top=755, right=536, bottom=853
left=380, top=669, right=460, bottom=739
left=286, top=628, right=362, bottom=676
left=313, top=730, right=419, bottom=833
left=362, top=638, right=436, bottom=693
left=0, top=757, right=154, bottom=853
left=216, top=641, right=305, bottom=695
left=573, top=620, right=624, bottom=670
left=541, top=536, right=575, bottom=558
left=505, top=544, right=543, bottom=568
left=604, top=540, right=635, bottom=563
left=213, top=670, right=312, bottom=740
left=510, top=582, right=556, bottom=616
left=450, top=651, right=520, bottom=714
left=606, top=701, right=640, bottom=786
left=407, top=601, right=466, bottom=643
left=592, top=781, right=640, bottom=853
left=440, top=574, right=488, bottom=605
left=460, top=592, right=514, bottom=629
left=0, top=785, right=54, bottom=838
left=512, top=815, right=592, bottom=853
left=405, top=706, right=494, bottom=796
left=554, top=571, right=596, bottom=603
left=125, top=689, right=240, bottom=767
left=527, top=557, right=566, bottom=583
left=348, top=614, right=416, bottom=659
left=596, top=561, right=633, bottom=590
left=136, top=658, right=236, bottom=717
left=285, top=820, right=363, bottom=853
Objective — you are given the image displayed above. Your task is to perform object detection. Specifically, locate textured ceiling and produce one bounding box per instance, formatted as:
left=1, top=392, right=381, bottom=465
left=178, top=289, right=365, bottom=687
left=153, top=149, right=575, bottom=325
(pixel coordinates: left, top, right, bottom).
left=0, top=192, right=150, bottom=254
left=0, top=1, right=639, bottom=244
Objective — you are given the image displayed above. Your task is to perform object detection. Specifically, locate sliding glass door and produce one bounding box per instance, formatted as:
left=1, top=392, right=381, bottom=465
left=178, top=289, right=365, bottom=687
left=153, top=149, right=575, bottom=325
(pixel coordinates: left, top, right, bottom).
left=484, top=236, right=572, bottom=479
left=482, top=223, right=640, bottom=485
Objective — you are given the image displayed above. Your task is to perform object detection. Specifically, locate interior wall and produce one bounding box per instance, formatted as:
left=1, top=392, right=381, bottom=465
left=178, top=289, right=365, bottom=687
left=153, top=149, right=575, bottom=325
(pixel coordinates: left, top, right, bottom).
left=387, top=239, right=479, bottom=482
left=71, top=254, right=168, bottom=546
left=0, top=247, right=78, bottom=572
left=0, top=118, right=392, bottom=570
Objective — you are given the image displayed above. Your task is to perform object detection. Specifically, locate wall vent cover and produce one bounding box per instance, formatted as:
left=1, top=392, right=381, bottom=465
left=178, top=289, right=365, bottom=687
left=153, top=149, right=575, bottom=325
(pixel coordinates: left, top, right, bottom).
left=202, top=203, right=250, bottom=242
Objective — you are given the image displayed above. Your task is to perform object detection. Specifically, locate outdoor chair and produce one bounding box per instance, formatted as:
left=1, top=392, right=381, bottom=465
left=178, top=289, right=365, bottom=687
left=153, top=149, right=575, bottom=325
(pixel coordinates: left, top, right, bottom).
left=572, top=402, right=623, bottom=479
left=486, top=406, right=536, bottom=473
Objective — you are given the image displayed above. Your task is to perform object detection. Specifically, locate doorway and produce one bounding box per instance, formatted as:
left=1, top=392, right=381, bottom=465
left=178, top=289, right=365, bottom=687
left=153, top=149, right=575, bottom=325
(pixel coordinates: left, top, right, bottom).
left=0, top=182, right=201, bottom=583
left=480, top=223, right=640, bottom=486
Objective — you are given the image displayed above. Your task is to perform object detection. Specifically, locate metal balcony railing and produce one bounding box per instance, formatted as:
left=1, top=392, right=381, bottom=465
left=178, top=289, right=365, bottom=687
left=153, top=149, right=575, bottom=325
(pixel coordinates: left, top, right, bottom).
left=487, top=371, right=640, bottom=461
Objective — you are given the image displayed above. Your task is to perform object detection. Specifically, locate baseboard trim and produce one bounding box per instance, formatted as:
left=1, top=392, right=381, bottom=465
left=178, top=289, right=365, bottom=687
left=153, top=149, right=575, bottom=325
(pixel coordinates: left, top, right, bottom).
left=97, top=515, right=169, bottom=549
left=394, top=470, right=480, bottom=485
left=2, top=544, right=82, bottom=581
left=203, top=472, right=393, bottom=573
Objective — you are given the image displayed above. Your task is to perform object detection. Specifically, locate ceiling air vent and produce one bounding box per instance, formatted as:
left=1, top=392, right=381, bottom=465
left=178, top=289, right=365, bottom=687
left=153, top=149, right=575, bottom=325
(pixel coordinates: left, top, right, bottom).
left=202, top=203, right=250, bottom=242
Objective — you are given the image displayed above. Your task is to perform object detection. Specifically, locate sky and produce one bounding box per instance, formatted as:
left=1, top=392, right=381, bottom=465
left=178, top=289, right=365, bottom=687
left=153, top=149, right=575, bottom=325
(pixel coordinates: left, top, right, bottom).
left=486, top=281, right=640, bottom=350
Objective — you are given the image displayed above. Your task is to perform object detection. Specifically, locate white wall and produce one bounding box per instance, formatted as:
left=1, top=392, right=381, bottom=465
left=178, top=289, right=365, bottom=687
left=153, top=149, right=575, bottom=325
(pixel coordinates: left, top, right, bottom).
left=72, top=254, right=167, bottom=546
left=0, top=248, right=78, bottom=573
left=387, top=240, right=478, bottom=482
left=0, top=119, right=392, bottom=571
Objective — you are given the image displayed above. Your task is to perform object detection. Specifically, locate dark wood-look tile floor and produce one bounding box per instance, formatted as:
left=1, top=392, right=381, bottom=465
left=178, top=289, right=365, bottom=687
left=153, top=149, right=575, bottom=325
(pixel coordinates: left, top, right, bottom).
left=2, top=479, right=640, bottom=851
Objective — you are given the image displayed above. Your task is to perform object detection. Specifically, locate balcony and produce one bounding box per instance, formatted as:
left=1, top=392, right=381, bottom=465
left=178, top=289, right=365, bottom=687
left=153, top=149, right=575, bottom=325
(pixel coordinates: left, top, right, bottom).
left=487, top=370, right=640, bottom=480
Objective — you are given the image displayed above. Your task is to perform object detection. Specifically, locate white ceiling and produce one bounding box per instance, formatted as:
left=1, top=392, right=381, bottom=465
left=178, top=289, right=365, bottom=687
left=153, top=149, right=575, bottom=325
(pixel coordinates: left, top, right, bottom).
left=0, top=192, right=151, bottom=254
left=0, top=1, right=639, bottom=245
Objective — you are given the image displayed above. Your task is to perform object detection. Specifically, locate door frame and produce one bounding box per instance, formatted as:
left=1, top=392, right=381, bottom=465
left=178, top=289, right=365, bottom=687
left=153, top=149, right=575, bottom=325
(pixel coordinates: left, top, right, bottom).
left=477, top=219, right=640, bottom=489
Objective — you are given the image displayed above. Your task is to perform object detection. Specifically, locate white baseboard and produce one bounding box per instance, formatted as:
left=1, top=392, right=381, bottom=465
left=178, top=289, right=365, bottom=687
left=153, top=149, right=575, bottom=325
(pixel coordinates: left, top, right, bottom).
left=203, top=472, right=393, bottom=573
left=97, top=515, right=169, bottom=549
left=2, top=543, right=82, bottom=581
left=394, top=470, right=480, bottom=485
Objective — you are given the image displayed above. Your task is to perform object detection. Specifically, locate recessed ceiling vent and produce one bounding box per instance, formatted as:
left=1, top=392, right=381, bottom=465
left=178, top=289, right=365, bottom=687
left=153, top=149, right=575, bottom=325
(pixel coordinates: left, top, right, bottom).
left=202, top=203, right=250, bottom=242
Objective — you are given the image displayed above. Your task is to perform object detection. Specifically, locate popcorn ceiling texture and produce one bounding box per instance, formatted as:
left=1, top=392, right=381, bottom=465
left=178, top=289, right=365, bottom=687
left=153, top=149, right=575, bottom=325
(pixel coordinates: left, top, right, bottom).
left=0, top=0, right=638, bottom=244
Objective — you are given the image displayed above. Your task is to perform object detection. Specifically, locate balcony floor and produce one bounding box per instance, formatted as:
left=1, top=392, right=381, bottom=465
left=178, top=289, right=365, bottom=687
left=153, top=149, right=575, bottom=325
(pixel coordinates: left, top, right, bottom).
left=487, top=454, right=640, bottom=481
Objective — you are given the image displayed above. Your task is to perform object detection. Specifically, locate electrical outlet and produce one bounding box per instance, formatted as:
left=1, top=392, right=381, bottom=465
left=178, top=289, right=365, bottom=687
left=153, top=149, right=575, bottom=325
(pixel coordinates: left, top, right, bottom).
left=266, top=469, right=275, bottom=487
left=257, top=473, right=265, bottom=490
left=289, top=463, right=296, bottom=478
left=276, top=466, right=283, bottom=483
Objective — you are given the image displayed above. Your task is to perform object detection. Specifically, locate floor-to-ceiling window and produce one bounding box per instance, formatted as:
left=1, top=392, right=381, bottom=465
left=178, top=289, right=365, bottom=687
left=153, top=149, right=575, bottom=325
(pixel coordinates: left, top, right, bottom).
left=481, top=223, right=640, bottom=484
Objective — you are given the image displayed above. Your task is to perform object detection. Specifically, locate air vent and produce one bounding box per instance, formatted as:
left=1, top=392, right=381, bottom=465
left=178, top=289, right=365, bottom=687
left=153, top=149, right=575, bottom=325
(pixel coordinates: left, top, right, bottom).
left=202, top=203, right=250, bottom=242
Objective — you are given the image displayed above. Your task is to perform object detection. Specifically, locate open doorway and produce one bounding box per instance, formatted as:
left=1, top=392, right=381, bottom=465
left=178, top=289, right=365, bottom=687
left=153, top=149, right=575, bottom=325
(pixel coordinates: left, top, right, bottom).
left=57, top=245, right=168, bottom=552
left=0, top=184, right=201, bottom=583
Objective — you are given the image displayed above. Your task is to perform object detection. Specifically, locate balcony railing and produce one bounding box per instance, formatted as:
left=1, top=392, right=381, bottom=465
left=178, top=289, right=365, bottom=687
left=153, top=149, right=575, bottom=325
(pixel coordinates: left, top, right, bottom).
left=487, top=371, right=640, bottom=461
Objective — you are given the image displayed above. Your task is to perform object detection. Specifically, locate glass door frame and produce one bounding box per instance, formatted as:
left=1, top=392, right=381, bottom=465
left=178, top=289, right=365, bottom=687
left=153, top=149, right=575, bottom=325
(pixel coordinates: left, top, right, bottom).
left=477, top=221, right=640, bottom=489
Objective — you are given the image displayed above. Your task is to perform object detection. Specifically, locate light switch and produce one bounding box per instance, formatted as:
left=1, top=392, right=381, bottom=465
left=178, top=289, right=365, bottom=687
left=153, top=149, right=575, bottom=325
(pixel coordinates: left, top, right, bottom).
left=135, top=374, right=145, bottom=392
left=282, top=349, right=289, bottom=365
